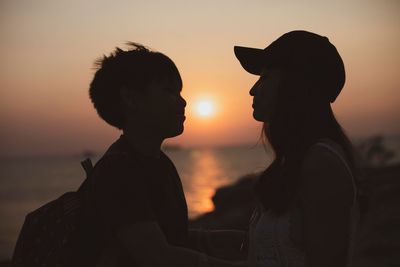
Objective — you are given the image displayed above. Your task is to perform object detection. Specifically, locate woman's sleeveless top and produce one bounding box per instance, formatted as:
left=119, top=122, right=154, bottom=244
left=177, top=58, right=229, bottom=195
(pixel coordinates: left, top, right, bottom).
left=247, top=140, right=360, bottom=267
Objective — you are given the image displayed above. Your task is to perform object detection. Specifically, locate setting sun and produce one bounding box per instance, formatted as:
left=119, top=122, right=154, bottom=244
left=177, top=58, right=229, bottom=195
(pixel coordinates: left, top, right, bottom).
left=195, top=100, right=215, bottom=117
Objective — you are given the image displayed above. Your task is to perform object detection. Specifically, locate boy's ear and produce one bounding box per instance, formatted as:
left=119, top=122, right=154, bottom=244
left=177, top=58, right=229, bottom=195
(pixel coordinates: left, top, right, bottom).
left=120, top=86, right=139, bottom=109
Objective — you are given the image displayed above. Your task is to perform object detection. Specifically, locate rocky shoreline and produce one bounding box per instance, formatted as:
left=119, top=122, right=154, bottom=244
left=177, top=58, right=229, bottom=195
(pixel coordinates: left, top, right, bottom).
left=190, top=163, right=400, bottom=266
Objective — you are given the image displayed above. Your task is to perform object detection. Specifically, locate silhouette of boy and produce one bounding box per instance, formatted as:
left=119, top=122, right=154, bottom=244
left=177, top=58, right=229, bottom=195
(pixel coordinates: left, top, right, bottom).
left=85, top=43, right=188, bottom=265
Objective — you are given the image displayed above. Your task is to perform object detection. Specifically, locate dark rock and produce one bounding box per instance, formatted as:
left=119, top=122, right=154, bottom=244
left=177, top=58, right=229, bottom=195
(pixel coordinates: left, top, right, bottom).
left=190, top=163, right=400, bottom=266
left=190, top=173, right=259, bottom=230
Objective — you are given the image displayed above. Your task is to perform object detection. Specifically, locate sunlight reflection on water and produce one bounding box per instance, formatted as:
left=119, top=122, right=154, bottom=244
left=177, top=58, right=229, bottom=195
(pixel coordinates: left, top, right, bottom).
left=166, top=146, right=272, bottom=218
left=184, top=149, right=231, bottom=216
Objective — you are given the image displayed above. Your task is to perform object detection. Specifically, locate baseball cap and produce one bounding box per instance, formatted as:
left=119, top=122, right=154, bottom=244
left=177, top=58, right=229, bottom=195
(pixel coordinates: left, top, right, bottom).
left=234, top=30, right=345, bottom=103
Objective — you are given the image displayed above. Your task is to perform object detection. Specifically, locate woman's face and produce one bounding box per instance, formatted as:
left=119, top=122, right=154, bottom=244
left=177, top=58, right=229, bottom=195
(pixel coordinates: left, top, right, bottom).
left=249, top=68, right=282, bottom=122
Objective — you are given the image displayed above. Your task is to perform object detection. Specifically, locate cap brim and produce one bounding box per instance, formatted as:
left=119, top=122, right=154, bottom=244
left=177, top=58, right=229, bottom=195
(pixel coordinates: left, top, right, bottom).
left=234, top=46, right=265, bottom=75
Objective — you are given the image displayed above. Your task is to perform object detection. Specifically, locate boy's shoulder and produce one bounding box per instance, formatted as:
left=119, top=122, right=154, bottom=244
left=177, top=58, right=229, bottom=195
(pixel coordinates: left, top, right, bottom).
left=91, top=136, right=147, bottom=185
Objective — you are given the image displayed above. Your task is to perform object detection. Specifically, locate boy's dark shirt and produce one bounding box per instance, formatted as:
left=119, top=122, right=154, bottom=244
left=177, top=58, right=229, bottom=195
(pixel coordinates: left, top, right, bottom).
left=82, top=135, right=189, bottom=265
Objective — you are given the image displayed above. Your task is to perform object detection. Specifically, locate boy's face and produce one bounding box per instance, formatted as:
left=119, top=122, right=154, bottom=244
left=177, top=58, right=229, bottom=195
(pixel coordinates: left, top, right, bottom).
left=133, top=77, right=186, bottom=139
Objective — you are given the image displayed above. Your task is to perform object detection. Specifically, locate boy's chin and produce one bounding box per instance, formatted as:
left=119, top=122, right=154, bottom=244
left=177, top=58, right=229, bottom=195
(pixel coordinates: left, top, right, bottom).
left=164, top=126, right=184, bottom=138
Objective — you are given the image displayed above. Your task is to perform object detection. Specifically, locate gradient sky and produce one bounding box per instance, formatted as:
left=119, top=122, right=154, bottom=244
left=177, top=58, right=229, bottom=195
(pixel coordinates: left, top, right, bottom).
left=1, top=0, right=399, bottom=156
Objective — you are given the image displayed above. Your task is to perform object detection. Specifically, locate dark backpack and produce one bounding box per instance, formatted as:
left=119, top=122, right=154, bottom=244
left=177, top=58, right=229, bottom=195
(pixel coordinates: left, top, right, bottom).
left=12, top=158, right=94, bottom=267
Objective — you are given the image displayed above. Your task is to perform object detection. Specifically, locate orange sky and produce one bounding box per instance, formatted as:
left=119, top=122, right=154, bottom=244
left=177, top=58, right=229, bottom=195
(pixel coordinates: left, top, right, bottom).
left=0, top=0, right=399, bottom=156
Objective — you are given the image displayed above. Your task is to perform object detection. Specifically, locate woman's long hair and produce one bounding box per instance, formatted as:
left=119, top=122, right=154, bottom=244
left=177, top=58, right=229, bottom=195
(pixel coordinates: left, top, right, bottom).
left=255, top=67, right=357, bottom=215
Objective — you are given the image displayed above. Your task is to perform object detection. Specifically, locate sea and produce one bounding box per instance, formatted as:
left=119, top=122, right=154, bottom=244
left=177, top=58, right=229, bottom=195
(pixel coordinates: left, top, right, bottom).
left=1, top=135, right=399, bottom=260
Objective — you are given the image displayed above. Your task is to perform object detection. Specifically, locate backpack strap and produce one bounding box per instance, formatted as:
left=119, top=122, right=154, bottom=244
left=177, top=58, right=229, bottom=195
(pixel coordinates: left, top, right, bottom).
left=81, top=158, right=94, bottom=177
left=78, top=158, right=94, bottom=193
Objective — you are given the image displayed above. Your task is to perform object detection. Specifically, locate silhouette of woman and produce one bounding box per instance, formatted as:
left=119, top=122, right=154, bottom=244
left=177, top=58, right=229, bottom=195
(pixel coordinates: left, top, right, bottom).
left=234, top=31, right=360, bottom=267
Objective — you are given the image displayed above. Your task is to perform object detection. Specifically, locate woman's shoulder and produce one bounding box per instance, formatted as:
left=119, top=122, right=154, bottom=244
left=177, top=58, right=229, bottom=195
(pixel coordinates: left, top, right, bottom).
left=304, top=138, right=351, bottom=172
left=300, top=139, right=355, bottom=203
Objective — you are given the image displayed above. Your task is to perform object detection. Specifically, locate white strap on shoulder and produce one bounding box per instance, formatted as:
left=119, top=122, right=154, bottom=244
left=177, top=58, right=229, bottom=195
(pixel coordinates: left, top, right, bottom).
left=315, top=142, right=357, bottom=205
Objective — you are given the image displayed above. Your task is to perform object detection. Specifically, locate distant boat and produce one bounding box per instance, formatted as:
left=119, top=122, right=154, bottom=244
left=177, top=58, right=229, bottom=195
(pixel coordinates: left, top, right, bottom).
left=82, top=150, right=96, bottom=158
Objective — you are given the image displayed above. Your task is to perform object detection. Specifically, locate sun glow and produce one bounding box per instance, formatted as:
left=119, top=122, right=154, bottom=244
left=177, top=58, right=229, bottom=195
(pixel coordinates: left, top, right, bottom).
left=195, top=100, right=215, bottom=117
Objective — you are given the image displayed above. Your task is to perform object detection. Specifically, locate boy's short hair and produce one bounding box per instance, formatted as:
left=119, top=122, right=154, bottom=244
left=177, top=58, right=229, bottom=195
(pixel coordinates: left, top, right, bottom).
left=89, top=43, right=182, bottom=129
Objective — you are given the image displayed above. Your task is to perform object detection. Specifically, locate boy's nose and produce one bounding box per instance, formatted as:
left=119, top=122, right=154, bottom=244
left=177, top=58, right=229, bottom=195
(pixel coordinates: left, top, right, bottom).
left=180, top=96, right=187, bottom=108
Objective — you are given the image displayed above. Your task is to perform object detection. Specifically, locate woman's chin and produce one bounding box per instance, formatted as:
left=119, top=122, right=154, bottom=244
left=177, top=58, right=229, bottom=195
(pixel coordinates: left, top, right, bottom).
left=253, top=112, right=266, bottom=122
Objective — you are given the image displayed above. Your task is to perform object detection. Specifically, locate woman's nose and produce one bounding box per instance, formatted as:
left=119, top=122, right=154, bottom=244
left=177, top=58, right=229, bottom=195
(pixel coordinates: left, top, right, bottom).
left=249, top=82, right=257, bottom=96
